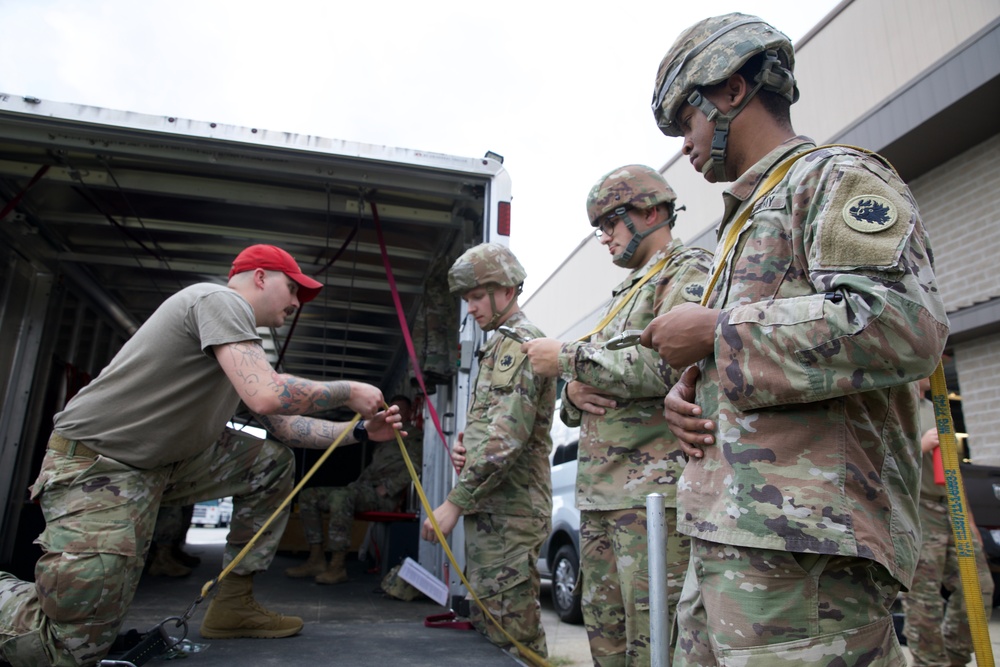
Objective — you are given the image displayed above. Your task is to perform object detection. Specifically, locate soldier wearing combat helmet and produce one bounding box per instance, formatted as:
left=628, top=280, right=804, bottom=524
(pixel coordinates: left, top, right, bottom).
left=641, top=13, right=948, bottom=666
left=522, top=167, right=711, bottom=666
left=422, top=242, right=555, bottom=659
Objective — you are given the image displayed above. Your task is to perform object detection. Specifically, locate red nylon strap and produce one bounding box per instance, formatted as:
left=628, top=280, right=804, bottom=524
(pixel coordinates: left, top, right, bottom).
left=369, top=201, right=459, bottom=473
left=0, top=164, right=50, bottom=222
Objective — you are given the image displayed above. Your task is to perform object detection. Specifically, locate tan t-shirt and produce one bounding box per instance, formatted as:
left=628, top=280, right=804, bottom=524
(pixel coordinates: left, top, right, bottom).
left=54, top=283, right=260, bottom=468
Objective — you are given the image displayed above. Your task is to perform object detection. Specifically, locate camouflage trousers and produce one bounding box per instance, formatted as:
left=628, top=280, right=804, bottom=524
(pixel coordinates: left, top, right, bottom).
left=464, top=513, right=549, bottom=659
left=902, top=496, right=994, bottom=666
left=0, top=429, right=294, bottom=667
left=580, top=507, right=689, bottom=667
left=673, top=537, right=906, bottom=667
left=296, top=482, right=398, bottom=552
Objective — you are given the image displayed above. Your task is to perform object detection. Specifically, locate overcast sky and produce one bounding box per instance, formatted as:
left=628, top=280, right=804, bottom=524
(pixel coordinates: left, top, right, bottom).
left=1, top=0, right=839, bottom=296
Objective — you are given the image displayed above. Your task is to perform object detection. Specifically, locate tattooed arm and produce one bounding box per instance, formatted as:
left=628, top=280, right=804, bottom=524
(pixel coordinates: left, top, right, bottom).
left=214, top=341, right=383, bottom=417
left=254, top=405, right=405, bottom=449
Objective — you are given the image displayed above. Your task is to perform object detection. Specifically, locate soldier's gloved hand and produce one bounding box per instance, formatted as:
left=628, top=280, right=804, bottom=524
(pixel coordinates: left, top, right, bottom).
left=663, top=365, right=715, bottom=458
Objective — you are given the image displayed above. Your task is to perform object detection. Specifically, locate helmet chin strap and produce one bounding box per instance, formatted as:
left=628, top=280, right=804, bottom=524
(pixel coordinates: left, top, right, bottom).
left=613, top=208, right=678, bottom=268
left=686, top=50, right=784, bottom=181
left=482, top=284, right=523, bottom=331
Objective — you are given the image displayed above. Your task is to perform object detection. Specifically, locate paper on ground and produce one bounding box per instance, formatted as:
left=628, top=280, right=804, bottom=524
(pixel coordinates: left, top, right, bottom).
left=399, top=557, right=448, bottom=606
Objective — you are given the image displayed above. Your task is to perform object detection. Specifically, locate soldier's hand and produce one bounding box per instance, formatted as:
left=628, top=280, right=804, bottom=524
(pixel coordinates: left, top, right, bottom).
left=567, top=381, right=616, bottom=416
left=640, top=303, right=719, bottom=369
left=450, top=432, right=467, bottom=472
left=365, top=405, right=406, bottom=442
left=346, top=382, right=383, bottom=418
left=520, top=338, right=562, bottom=377
left=421, top=500, right=462, bottom=543
left=664, top=365, right=715, bottom=458
left=920, top=427, right=940, bottom=453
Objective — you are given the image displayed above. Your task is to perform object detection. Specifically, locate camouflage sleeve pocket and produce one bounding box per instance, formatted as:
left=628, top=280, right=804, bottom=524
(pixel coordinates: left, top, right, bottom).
left=727, top=293, right=825, bottom=327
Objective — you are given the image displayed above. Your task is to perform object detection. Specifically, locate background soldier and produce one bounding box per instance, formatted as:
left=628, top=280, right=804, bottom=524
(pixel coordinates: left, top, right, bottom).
left=421, top=243, right=555, bottom=659
left=644, top=13, right=949, bottom=665
left=521, top=165, right=711, bottom=666
left=284, top=394, right=424, bottom=584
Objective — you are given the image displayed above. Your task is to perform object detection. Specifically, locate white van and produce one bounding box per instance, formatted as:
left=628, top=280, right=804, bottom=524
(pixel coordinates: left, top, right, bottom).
left=538, top=401, right=582, bottom=624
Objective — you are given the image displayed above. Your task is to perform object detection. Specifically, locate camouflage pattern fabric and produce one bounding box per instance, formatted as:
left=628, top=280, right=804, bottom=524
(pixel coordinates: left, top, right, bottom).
left=651, top=12, right=798, bottom=137
left=0, top=428, right=293, bottom=667
left=447, top=243, right=526, bottom=294
left=580, top=508, right=689, bottom=667
left=446, top=310, right=554, bottom=518
left=902, top=453, right=994, bottom=666
left=559, top=240, right=712, bottom=512
left=297, top=429, right=423, bottom=550
left=464, top=513, right=549, bottom=658
left=673, top=537, right=905, bottom=666
left=410, top=254, right=458, bottom=384
left=676, top=137, right=948, bottom=662
left=557, top=239, right=710, bottom=665
left=446, top=308, right=554, bottom=656
left=586, top=164, right=677, bottom=224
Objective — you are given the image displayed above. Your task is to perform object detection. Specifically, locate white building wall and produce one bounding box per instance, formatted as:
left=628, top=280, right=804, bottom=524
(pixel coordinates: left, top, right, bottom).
left=955, top=333, right=1000, bottom=464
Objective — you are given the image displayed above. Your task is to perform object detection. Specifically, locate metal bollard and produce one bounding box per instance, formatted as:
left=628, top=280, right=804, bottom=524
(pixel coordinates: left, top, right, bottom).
left=647, top=492, right=670, bottom=667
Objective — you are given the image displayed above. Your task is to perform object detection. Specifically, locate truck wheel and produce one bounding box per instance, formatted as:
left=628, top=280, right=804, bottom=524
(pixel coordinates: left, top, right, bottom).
left=551, top=544, right=583, bottom=624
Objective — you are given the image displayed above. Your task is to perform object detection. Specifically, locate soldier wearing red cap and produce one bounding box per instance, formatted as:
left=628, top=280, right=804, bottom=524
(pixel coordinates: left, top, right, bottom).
left=0, top=244, right=400, bottom=667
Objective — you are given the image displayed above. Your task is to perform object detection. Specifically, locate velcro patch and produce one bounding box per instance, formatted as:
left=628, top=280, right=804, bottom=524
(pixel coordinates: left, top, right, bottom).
left=816, top=164, right=913, bottom=269
left=490, top=337, right=522, bottom=387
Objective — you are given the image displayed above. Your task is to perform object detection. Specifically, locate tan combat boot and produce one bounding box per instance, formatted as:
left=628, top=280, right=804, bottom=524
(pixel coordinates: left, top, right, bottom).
left=147, top=543, right=192, bottom=577
left=200, top=573, right=303, bottom=639
left=314, top=551, right=349, bottom=585
left=284, top=544, right=326, bottom=578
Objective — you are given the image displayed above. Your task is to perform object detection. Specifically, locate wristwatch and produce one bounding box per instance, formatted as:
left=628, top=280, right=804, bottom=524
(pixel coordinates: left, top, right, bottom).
left=353, top=420, right=368, bottom=443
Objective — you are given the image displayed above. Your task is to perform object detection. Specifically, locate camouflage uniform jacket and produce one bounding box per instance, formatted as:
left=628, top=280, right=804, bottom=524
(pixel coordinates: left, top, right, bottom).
left=357, top=427, right=424, bottom=501
left=679, top=136, right=949, bottom=588
left=558, top=240, right=712, bottom=511
left=447, top=310, right=555, bottom=518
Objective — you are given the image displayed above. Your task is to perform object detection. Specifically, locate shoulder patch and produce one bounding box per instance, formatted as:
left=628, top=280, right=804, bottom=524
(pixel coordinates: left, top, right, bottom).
left=490, top=337, right=522, bottom=387
left=681, top=282, right=705, bottom=302
left=842, top=195, right=897, bottom=233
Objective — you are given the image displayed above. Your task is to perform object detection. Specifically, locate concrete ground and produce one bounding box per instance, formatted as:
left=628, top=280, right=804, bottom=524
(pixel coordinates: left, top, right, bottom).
left=125, top=528, right=1000, bottom=667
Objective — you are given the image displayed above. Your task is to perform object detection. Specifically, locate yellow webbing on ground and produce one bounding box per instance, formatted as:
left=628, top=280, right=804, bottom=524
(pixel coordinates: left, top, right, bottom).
left=391, top=415, right=551, bottom=667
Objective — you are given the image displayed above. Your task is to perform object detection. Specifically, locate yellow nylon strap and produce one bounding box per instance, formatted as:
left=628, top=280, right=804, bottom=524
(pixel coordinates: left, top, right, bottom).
left=929, top=362, right=994, bottom=666
left=392, top=414, right=551, bottom=667
left=198, top=414, right=361, bottom=600
left=700, top=144, right=874, bottom=307
left=577, top=255, right=670, bottom=342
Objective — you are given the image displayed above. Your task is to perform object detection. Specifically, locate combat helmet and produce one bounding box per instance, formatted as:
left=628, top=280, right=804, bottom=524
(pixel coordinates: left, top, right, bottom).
left=587, top=164, right=680, bottom=268
left=651, top=13, right=799, bottom=180
left=448, top=243, right=526, bottom=331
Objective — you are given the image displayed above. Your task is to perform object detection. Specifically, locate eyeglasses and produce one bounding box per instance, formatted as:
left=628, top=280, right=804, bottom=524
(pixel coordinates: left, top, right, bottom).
left=593, top=207, right=629, bottom=239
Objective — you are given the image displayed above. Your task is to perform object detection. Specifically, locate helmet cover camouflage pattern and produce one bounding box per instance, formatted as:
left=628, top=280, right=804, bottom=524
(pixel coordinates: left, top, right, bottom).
left=651, top=13, right=798, bottom=137
left=586, top=164, right=677, bottom=226
left=448, top=243, right=527, bottom=294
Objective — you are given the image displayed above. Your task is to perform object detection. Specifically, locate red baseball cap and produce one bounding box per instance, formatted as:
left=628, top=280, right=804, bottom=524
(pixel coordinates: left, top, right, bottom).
left=229, top=244, right=323, bottom=303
